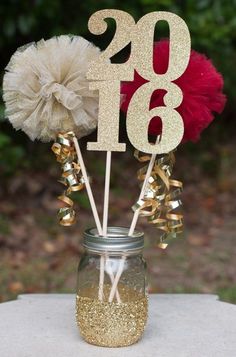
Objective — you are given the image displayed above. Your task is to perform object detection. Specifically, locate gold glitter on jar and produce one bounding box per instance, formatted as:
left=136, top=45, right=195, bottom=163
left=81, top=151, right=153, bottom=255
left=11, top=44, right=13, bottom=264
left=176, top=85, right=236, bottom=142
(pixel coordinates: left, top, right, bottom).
left=76, top=285, right=148, bottom=347
left=76, top=227, right=148, bottom=347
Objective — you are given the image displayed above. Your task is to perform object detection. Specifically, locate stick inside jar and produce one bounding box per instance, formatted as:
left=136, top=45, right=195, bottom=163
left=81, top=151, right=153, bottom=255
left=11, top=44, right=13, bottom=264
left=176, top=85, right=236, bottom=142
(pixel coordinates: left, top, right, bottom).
left=109, top=151, right=157, bottom=302
left=108, top=255, right=126, bottom=303
left=99, top=151, right=121, bottom=302
left=73, top=137, right=103, bottom=235
left=105, top=254, right=121, bottom=303
left=73, top=142, right=120, bottom=302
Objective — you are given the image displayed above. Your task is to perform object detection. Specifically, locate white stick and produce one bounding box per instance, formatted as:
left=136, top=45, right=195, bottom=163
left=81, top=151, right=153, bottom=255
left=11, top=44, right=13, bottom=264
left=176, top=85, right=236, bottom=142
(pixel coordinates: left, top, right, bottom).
left=101, top=151, right=123, bottom=303
left=128, top=153, right=157, bottom=236
left=73, top=139, right=118, bottom=301
left=108, top=256, right=126, bottom=303
left=106, top=257, right=121, bottom=303
left=98, top=255, right=105, bottom=301
left=103, top=151, right=112, bottom=235
left=73, top=137, right=106, bottom=301
left=73, top=137, right=102, bottom=235
left=109, top=151, right=157, bottom=302
left=98, top=151, right=114, bottom=301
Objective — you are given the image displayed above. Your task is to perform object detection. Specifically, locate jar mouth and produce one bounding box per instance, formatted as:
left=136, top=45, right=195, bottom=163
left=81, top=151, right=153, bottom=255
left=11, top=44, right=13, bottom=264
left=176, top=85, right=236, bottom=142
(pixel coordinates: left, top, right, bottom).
left=83, top=226, right=144, bottom=253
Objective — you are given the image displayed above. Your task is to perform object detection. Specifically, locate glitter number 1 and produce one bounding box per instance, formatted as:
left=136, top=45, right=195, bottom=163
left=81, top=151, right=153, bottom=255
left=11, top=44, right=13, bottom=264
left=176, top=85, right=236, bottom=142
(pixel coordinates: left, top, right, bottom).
left=87, top=10, right=191, bottom=154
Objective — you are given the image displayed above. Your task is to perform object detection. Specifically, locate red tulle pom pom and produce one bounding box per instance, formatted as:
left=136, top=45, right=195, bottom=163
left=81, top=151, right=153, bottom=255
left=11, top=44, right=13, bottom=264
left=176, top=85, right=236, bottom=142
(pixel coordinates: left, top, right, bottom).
left=121, top=40, right=226, bottom=142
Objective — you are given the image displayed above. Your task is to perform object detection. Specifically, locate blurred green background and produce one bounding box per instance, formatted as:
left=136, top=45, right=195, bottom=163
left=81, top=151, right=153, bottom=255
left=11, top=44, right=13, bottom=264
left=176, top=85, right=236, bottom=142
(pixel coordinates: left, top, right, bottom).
left=0, top=0, right=236, bottom=303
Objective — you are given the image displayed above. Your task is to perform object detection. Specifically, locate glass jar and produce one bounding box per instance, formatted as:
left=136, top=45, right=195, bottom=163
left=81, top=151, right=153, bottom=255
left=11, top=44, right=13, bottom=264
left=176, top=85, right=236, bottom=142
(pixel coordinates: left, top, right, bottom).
left=76, top=226, right=148, bottom=347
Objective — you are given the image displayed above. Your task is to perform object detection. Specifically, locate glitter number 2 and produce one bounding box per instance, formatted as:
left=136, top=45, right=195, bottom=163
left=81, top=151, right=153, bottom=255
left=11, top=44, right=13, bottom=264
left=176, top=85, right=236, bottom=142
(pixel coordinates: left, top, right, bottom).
left=87, top=10, right=191, bottom=154
left=87, top=9, right=135, bottom=81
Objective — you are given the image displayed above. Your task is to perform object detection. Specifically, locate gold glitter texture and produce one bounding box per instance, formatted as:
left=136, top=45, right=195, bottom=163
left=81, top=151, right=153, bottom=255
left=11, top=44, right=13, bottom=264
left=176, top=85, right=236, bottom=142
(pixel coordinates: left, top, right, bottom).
left=127, top=11, right=191, bottom=154
left=87, top=81, right=126, bottom=152
left=76, top=285, right=148, bottom=347
left=86, top=10, right=191, bottom=154
left=87, top=9, right=135, bottom=81
left=131, top=12, right=191, bottom=82
left=126, top=83, right=184, bottom=154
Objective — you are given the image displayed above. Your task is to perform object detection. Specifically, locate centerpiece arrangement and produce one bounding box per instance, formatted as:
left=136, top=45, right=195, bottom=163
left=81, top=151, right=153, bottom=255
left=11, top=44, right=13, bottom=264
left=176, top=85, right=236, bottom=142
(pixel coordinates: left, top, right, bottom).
left=3, top=9, right=225, bottom=348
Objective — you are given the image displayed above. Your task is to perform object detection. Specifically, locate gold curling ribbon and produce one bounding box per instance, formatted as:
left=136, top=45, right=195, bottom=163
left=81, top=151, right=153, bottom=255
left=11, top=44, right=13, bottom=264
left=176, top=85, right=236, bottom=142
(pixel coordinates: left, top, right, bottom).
left=133, top=150, right=183, bottom=249
left=51, top=132, right=85, bottom=226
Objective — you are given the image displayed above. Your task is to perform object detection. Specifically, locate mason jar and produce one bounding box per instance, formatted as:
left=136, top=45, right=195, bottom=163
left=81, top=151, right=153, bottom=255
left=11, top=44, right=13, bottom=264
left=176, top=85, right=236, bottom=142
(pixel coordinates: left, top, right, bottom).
left=76, top=226, right=148, bottom=347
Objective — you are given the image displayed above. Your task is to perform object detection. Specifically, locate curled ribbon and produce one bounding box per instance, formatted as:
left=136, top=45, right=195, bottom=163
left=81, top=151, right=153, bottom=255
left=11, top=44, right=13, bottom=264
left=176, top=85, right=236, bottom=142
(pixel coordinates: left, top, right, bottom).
left=133, top=150, right=183, bottom=249
left=51, top=131, right=85, bottom=226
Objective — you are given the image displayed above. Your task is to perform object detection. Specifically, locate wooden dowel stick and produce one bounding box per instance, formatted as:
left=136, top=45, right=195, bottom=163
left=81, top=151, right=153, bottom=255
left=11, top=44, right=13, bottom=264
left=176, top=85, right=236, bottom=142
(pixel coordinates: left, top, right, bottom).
left=108, top=256, right=126, bottom=303
left=103, top=151, right=112, bottom=236
left=106, top=256, right=121, bottom=303
left=73, top=139, right=119, bottom=301
left=128, top=153, right=157, bottom=236
left=102, top=151, right=121, bottom=302
left=99, top=151, right=115, bottom=301
left=98, top=255, right=105, bottom=301
left=109, top=151, right=157, bottom=302
left=73, top=137, right=102, bottom=235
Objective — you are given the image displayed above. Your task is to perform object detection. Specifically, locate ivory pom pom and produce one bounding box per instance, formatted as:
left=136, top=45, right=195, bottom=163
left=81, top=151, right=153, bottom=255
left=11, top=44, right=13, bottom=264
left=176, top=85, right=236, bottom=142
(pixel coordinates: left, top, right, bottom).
left=3, top=35, right=101, bottom=142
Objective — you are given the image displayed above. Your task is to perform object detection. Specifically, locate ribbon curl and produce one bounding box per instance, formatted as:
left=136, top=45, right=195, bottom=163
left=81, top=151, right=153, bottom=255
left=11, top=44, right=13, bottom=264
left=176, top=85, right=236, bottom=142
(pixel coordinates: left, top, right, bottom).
left=51, top=131, right=85, bottom=226
left=133, top=150, right=183, bottom=249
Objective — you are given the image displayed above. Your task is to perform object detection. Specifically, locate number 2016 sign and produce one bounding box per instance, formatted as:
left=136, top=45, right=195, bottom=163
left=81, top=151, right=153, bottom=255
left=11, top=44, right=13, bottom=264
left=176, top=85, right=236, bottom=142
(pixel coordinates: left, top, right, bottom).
left=86, top=10, right=191, bottom=154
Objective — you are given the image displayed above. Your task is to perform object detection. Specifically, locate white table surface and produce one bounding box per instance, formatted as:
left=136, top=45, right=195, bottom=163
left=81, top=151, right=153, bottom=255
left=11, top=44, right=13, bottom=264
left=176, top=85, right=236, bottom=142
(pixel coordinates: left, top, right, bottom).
left=0, top=294, right=235, bottom=357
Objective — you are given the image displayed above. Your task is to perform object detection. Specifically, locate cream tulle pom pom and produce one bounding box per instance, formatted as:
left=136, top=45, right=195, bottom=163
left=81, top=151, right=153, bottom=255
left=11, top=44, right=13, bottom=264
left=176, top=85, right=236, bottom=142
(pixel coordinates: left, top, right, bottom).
left=3, top=35, right=101, bottom=142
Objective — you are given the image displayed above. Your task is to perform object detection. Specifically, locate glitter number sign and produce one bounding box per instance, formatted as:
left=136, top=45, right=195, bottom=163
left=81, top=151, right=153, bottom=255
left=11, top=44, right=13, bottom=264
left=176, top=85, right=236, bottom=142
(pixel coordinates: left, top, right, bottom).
left=87, top=10, right=135, bottom=81
left=87, top=10, right=191, bottom=154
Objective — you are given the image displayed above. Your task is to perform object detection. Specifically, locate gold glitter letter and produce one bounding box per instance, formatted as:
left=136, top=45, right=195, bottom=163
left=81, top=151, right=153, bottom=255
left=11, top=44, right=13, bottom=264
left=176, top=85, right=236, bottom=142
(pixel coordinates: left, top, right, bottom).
left=87, top=9, right=135, bottom=152
left=127, top=11, right=191, bottom=154
left=87, top=9, right=135, bottom=81
left=87, top=81, right=126, bottom=152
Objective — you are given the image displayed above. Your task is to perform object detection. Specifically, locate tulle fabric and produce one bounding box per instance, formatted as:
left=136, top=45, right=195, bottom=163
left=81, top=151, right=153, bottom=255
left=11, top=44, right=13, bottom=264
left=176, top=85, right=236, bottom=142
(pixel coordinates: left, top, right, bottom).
left=121, top=40, right=226, bottom=142
left=3, top=35, right=101, bottom=141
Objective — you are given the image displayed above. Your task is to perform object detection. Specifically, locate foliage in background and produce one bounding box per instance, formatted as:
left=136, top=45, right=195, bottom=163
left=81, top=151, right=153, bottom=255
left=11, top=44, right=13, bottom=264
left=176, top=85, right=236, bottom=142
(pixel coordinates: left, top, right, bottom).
left=0, top=132, right=26, bottom=176
left=0, top=0, right=235, bottom=173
